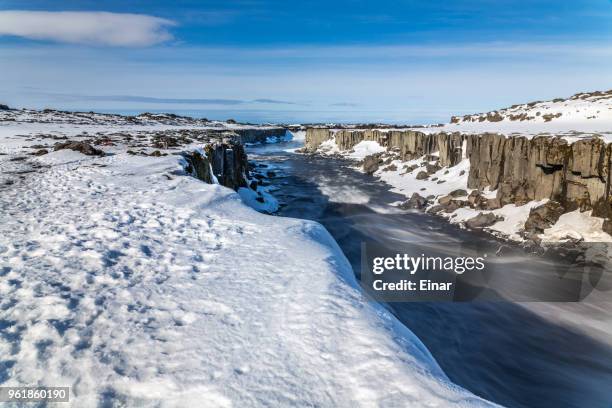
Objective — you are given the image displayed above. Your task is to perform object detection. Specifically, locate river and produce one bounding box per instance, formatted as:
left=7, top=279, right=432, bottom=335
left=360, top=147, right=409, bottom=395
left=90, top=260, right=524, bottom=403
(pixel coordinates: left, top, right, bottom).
left=247, top=139, right=612, bottom=408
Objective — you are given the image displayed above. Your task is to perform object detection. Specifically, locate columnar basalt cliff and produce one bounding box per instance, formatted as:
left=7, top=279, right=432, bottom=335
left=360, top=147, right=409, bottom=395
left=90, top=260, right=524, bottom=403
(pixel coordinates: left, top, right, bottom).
left=305, top=127, right=612, bottom=235
left=305, top=128, right=464, bottom=167
left=185, top=141, right=250, bottom=190
left=466, top=134, right=612, bottom=216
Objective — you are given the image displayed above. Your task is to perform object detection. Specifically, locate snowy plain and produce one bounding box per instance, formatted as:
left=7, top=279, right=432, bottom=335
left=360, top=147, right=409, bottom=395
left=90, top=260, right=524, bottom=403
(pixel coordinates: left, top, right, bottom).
left=0, top=117, right=496, bottom=407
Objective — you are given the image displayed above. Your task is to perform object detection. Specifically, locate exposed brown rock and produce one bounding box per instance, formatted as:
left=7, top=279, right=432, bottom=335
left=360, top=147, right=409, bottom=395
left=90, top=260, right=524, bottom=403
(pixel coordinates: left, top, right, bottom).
left=449, top=189, right=468, bottom=197
left=416, top=171, right=429, bottom=180
left=31, top=149, right=49, bottom=156
left=54, top=141, right=105, bottom=156
left=523, top=201, right=565, bottom=235
left=465, top=213, right=503, bottom=229
left=399, top=193, right=428, bottom=210
left=363, top=154, right=382, bottom=175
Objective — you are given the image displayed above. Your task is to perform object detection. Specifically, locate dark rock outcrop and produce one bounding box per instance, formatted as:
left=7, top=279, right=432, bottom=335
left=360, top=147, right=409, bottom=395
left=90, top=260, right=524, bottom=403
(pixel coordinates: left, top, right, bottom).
left=185, top=141, right=249, bottom=190
left=363, top=154, right=382, bottom=175
left=400, top=193, right=429, bottom=209
left=31, top=149, right=49, bottom=156
left=523, top=201, right=565, bottom=236
left=466, top=134, right=610, bottom=218
left=449, top=189, right=468, bottom=197
left=54, top=141, right=105, bottom=156
left=416, top=171, right=429, bottom=180
left=465, top=213, right=503, bottom=229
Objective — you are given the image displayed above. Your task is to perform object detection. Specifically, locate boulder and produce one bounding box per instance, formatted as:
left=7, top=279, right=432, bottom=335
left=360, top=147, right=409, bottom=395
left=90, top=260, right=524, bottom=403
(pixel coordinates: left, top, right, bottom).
left=54, top=141, right=105, bottom=156
left=467, top=190, right=483, bottom=206
left=416, top=171, right=429, bottom=180
left=449, top=189, right=468, bottom=198
left=0, top=104, right=9, bottom=110
left=382, top=164, right=397, bottom=172
left=442, top=200, right=466, bottom=213
left=465, top=213, right=503, bottom=229
left=426, top=163, right=441, bottom=174
left=403, top=164, right=418, bottom=173
left=603, top=219, right=612, bottom=236
left=523, top=201, right=565, bottom=234
left=363, top=154, right=382, bottom=175
left=426, top=205, right=445, bottom=214
left=578, top=191, right=592, bottom=213
left=31, top=149, right=49, bottom=156
left=399, top=193, right=428, bottom=210
left=438, top=195, right=453, bottom=206
left=483, top=198, right=502, bottom=210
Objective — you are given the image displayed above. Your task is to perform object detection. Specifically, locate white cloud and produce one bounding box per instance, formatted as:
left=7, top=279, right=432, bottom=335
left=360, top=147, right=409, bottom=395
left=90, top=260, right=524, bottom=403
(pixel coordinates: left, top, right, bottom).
left=0, top=10, right=175, bottom=47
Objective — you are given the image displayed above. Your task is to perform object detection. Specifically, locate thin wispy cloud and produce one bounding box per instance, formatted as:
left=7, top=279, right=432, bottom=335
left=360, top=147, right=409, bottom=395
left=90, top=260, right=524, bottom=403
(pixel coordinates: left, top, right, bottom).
left=40, top=93, right=299, bottom=106
left=0, top=10, right=175, bottom=46
left=330, top=102, right=360, bottom=107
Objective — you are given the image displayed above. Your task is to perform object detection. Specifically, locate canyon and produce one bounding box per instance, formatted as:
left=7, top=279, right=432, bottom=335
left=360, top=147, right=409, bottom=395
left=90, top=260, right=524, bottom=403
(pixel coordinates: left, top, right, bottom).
left=303, top=127, right=612, bottom=241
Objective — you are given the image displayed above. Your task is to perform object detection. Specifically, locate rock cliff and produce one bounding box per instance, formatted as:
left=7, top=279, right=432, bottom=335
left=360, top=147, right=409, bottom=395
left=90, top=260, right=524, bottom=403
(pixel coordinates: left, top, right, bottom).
left=305, top=128, right=464, bottom=166
left=305, top=127, right=612, bottom=234
left=185, top=141, right=250, bottom=190
left=466, top=134, right=611, bottom=217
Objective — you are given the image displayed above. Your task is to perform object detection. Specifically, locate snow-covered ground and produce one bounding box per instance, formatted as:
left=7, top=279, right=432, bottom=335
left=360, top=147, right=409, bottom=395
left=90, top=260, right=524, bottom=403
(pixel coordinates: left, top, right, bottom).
left=314, top=89, right=612, bottom=141
left=442, top=89, right=612, bottom=140
left=0, top=116, right=495, bottom=406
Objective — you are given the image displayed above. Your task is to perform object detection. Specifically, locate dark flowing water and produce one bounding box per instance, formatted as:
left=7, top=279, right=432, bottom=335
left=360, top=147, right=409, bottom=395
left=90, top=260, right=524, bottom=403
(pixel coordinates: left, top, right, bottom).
left=247, top=140, right=612, bottom=408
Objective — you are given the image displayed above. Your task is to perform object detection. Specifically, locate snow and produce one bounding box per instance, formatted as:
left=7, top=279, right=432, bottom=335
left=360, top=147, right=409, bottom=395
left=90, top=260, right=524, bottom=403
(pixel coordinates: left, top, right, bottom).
left=317, top=138, right=341, bottom=155
left=316, top=90, right=612, bottom=141
left=541, top=210, right=612, bottom=243
left=237, top=187, right=279, bottom=213
left=289, top=129, right=306, bottom=141
left=430, top=90, right=612, bottom=140
left=375, top=158, right=471, bottom=198
left=446, top=201, right=548, bottom=241
left=347, top=140, right=386, bottom=160
left=0, top=117, right=495, bottom=407
left=265, top=129, right=293, bottom=144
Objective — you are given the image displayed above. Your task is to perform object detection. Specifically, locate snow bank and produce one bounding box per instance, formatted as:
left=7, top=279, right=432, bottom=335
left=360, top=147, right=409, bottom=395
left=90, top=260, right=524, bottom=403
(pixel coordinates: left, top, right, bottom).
left=347, top=140, right=386, bottom=160
left=541, top=210, right=612, bottom=243
left=375, top=158, right=470, bottom=198
left=0, top=125, right=494, bottom=406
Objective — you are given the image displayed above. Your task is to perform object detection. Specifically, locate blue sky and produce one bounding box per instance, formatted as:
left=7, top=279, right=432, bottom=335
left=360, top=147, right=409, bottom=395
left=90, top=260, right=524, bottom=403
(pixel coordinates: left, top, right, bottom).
left=1, top=0, right=611, bottom=123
